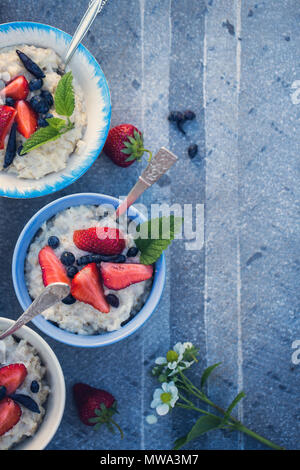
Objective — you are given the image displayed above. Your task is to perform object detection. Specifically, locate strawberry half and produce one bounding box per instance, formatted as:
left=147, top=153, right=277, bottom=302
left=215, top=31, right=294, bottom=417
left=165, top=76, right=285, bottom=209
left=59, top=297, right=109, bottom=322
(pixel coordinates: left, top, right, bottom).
left=0, top=363, right=27, bottom=395
left=73, top=383, right=123, bottom=437
left=0, top=75, right=29, bottom=100
left=15, top=100, right=37, bottom=139
left=103, top=124, right=152, bottom=167
left=100, top=262, right=153, bottom=290
left=0, top=105, right=17, bottom=149
left=38, top=246, right=71, bottom=287
left=71, top=263, right=110, bottom=313
left=0, top=398, right=22, bottom=437
left=73, top=227, right=125, bottom=255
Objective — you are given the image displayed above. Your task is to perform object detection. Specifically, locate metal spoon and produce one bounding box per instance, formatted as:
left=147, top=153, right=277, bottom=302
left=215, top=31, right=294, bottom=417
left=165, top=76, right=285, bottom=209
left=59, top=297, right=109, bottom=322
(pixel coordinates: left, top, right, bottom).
left=0, top=282, right=70, bottom=362
left=60, top=0, right=109, bottom=72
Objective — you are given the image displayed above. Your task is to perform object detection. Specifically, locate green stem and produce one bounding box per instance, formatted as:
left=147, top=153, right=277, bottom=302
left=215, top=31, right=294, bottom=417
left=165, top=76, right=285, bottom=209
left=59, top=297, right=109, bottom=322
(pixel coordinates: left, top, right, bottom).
left=141, top=148, right=152, bottom=161
left=234, top=423, right=284, bottom=451
left=110, top=419, right=124, bottom=440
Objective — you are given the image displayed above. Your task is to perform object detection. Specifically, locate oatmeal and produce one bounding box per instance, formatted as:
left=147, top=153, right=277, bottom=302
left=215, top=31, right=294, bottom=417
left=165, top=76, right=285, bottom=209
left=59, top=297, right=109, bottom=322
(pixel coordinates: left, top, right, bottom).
left=0, top=45, right=87, bottom=179
left=25, top=205, right=153, bottom=335
left=0, top=335, right=49, bottom=450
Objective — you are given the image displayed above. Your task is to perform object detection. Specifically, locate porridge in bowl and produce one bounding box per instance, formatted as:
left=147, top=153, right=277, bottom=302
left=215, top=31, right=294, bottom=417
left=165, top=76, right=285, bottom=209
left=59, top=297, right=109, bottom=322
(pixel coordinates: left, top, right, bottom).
left=0, top=45, right=87, bottom=179
left=25, top=205, right=153, bottom=335
left=0, top=335, right=49, bottom=450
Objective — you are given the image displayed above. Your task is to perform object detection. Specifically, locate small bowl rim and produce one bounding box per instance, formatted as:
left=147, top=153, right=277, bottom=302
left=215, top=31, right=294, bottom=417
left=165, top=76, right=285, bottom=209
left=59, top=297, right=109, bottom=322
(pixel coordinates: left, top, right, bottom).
left=0, top=316, right=65, bottom=450
left=0, top=21, right=111, bottom=199
left=12, top=193, right=166, bottom=347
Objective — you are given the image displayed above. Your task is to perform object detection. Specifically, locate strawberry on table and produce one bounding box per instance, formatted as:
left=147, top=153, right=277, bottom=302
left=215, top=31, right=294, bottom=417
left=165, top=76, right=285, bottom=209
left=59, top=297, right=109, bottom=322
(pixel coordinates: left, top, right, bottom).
left=0, top=75, right=29, bottom=101
left=100, top=262, right=153, bottom=290
left=0, top=105, right=17, bottom=149
left=0, top=363, right=27, bottom=395
left=73, top=227, right=125, bottom=255
left=38, top=246, right=71, bottom=287
left=71, top=263, right=110, bottom=313
left=15, top=100, right=37, bottom=139
left=0, top=397, right=22, bottom=437
left=103, top=124, right=152, bottom=167
left=73, top=383, right=123, bottom=437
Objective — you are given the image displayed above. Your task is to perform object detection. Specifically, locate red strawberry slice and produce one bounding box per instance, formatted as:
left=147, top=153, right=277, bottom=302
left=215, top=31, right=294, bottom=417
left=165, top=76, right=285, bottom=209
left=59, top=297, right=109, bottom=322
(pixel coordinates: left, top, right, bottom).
left=0, top=105, right=17, bottom=149
left=73, top=227, right=125, bottom=255
left=0, top=363, right=27, bottom=395
left=100, top=262, right=153, bottom=290
left=71, top=263, right=110, bottom=313
left=15, top=100, right=37, bottom=139
left=0, top=398, right=22, bottom=437
left=0, top=75, right=29, bottom=100
left=38, top=246, right=71, bottom=287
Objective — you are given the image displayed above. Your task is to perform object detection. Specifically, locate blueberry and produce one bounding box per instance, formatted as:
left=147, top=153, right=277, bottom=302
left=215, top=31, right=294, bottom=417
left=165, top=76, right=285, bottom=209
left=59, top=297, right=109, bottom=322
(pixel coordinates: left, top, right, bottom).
left=5, top=97, right=15, bottom=107
left=29, top=78, right=43, bottom=91
left=60, top=251, right=75, bottom=266
left=76, top=255, right=94, bottom=266
left=168, top=111, right=184, bottom=122
left=10, top=394, right=40, bottom=413
left=127, top=247, right=139, bottom=258
left=16, top=50, right=45, bottom=79
left=113, top=255, right=126, bottom=263
left=188, top=144, right=198, bottom=159
left=106, top=294, right=120, bottom=308
left=62, top=294, right=76, bottom=305
left=0, top=386, right=6, bottom=401
left=17, top=145, right=27, bottom=156
left=38, top=117, right=48, bottom=128
left=30, top=380, right=40, bottom=394
left=67, top=266, right=78, bottom=279
left=3, top=123, right=17, bottom=169
left=40, top=90, right=54, bottom=108
left=48, top=236, right=60, bottom=249
left=30, top=95, right=50, bottom=114
left=183, top=110, right=196, bottom=120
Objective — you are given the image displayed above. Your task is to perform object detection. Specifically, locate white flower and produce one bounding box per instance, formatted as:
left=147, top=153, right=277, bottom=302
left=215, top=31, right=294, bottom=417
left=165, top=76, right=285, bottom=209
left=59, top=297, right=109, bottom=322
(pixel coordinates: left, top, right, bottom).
left=154, top=342, right=196, bottom=377
left=146, top=414, right=158, bottom=424
left=151, top=382, right=179, bottom=416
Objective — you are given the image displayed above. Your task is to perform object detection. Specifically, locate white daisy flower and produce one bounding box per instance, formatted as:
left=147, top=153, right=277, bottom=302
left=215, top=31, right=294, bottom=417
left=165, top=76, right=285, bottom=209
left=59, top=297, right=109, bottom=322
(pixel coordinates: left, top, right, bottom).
left=151, top=382, right=179, bottom=416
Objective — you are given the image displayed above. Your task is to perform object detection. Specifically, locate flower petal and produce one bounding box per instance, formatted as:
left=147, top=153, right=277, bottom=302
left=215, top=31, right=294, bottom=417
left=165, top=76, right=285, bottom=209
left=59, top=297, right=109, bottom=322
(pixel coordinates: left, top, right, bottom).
left=146, top=414, right=158, bottom=424
left=156, top=403, right=170, bottom=416
left=155, top=357, right=167, bottom=365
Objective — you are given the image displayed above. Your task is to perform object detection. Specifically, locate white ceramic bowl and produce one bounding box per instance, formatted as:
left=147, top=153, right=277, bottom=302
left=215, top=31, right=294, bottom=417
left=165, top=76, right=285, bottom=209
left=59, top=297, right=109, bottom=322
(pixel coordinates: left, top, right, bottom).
left=0, top=317, right=65, bottom=450
left=0, top=22, right=111, bottom=198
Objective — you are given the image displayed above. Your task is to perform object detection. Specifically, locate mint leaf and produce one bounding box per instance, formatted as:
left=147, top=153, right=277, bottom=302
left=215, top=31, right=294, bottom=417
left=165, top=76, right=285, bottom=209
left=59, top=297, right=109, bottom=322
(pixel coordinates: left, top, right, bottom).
left=20, top=126, right=60, bottom=154
left=200, top=362, right=222, bottom=389
left=47, top=117, right=66, bottom=131
left=54, top=71, right=75, bottom=117
left=173, top=415, right=222, bottom=450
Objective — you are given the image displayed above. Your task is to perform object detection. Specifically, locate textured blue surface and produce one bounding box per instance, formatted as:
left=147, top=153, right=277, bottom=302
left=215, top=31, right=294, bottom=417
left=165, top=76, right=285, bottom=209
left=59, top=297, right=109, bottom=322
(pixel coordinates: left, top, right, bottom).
left=0, top=0, right=299, bottom=450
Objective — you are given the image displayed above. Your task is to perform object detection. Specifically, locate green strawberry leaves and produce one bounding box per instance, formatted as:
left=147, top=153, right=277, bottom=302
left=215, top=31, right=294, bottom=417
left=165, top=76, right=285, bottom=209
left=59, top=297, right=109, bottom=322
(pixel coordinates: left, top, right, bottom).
left=135, top=215, right=183, bottom=265
left=121, top=129, right=152, bottom=162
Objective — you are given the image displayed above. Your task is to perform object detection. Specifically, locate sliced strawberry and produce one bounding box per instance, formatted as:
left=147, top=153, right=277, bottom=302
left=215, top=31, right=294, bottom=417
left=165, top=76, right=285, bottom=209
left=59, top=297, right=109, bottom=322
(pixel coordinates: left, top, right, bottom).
left=0, top=105, right=17, bottom=149
left=73, top=227, right=125, bottom=255
left=0, top=75, right=29, bottom=100
left=100, top=262, right=153, bottom=290
left=0, top=398, right=22, bottom=437
left=0, top=363, right=27, bottom=395
left=15, top=100, right=37, bottom=139
left=71, top=263, right=110, bottom=313
left=38, top=246, right=71, bottom=287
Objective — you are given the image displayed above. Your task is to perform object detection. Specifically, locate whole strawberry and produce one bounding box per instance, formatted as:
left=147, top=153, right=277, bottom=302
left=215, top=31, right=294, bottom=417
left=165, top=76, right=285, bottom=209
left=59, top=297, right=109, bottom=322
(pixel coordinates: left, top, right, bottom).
left=73, top=383, right=123, bottom=438
left=103, top=124, right=152, bottom=167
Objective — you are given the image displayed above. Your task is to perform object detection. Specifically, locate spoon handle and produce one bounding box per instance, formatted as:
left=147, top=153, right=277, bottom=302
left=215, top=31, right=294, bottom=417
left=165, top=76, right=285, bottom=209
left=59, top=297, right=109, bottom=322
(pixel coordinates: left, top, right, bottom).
left=64, top=0, right=107, bottom=67
left=0, top=283, right=70, bottom=341
left=115, top=147, right=178, bottom=218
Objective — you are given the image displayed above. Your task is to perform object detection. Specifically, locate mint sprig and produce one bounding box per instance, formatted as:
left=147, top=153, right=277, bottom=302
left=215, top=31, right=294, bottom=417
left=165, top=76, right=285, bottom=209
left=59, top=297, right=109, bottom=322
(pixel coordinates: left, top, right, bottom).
left=20, top=71, right=75, bottom=155
left=135, top=215, right=183, bottom=265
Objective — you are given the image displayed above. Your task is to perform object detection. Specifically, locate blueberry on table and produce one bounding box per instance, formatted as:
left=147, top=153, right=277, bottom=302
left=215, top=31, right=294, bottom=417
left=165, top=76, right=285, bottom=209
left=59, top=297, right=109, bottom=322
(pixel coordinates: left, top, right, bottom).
left=3, top=122, right=17, bottom=169
left=30, top=380, right=40, bottom=394
left=40, top=90, right=54, bottom=108
left=127, top=246, right=139, bottom=258
left=29, top=78, right=43, bottom=91
left=67, top=265, right=78, bottom=279
left=5, top=97, right=15, bottom=107
left=37, top=117, right=48, bottom=128
left=183, top=110, right=196, bottom=120
left=16, top=50, right=45, bottom=79
left=61, top=251, right=75, bottom=266
left=48, top=236, right=60, bottom=249
left=168, top=111, right=184, bottom=122
left=188, top=144, right=198, bottom=159
left=30, top=95, right=50, bottom=114
left=62, top=294, right=77, bottom=305
left=106, top=294, right=120, bottom=308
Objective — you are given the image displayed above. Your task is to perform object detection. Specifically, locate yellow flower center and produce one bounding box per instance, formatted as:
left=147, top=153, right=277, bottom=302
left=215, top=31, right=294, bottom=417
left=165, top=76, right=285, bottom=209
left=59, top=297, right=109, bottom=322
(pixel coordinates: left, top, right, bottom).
left=166, top=350, right=179, bottom=362
left=160, top=392, right=172, bottom=404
